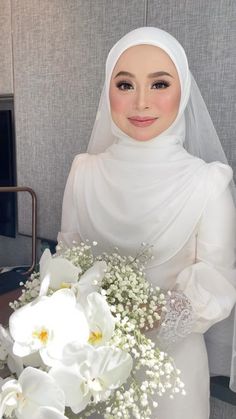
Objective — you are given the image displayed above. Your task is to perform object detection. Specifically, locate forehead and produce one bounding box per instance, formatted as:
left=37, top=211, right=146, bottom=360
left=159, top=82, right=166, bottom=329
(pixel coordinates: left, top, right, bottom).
left=112, top=44, right=178, bottom=76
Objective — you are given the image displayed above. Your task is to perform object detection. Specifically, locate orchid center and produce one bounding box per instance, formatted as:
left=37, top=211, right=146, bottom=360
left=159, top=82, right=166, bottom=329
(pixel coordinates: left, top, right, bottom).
left=16, top=392, right=27, bottom=412
left=32, top=327, right=49, bottom=345
left=82, top=376, right=103, bottom=396
left=60, top=282, right=72, bottom=289
left=88, top=330, right=103, bottom=345
left=88, top=377, right=103, bottom=393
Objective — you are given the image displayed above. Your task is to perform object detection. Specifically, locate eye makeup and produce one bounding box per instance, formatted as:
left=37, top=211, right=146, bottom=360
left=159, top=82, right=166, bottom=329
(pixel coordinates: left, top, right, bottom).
left=151, top=80, right=170, bottom=89
left=115, top=79, right=171, bottom=91
left=116, top=80, right=134, bottom=90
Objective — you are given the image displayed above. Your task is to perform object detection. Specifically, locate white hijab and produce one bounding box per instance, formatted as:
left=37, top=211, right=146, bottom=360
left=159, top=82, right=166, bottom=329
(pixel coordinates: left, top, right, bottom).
left=73, top=27, right=236, bottom=390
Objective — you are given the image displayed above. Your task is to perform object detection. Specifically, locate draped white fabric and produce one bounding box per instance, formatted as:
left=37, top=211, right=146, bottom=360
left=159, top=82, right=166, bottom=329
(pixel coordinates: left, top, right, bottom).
left=58, top=27, right=236, bottom=414
left=60, top=144, right=232, bottom=267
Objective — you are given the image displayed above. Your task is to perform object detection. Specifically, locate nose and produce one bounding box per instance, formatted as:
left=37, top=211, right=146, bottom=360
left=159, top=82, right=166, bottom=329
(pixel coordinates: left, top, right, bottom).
left=134, top=87, right=150, bottom=111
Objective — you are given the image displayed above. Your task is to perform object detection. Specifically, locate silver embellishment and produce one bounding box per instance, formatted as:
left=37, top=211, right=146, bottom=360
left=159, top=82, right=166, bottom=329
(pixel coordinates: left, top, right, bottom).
left=158, top=291, right=196, bottom=346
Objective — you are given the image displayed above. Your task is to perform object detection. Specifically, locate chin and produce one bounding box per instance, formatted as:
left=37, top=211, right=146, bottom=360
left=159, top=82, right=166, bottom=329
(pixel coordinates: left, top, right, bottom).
left=125, top=123, right=165, bottom=142
left=128, top=129, right=162, bottom=142
left=132, top=135, right=154, bottom=142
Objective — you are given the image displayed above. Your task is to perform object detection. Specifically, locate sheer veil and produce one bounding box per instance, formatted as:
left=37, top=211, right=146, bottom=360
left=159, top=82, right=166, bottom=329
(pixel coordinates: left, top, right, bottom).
left=185, top=75, right=236, bottom=204
left=87, top=27, right=236, bottom=391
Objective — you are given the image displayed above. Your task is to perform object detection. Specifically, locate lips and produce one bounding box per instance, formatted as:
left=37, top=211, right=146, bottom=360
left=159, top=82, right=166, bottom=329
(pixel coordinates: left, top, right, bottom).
left=128, top=116, right=158, bottom=127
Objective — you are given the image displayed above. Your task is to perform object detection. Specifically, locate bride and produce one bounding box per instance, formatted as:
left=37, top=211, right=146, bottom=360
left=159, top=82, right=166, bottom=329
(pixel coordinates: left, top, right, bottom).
left=58, top=27, right=236, bottom=418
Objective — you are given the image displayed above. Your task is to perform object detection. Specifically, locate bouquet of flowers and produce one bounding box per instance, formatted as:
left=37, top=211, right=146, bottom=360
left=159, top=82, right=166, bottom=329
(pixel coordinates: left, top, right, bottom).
left=0, top=242, right=185, bottom=419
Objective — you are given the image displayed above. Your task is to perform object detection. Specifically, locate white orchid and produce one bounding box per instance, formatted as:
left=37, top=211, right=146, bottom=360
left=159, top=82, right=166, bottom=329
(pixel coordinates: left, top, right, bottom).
left=0, top=326, right=49, bottom=375
left=71, top=261, right=107, bottom=304
left=0, top=325, right=23, bottom=377
left=0, top=367, right=67, bottom=419
left=9, top=289, right=89, bottom=366
left=39, top=250, right=107, bottom=304
left=30, top=407, right=69, bottom=419
left=39, top=249, right=82, bottom=296
left=84, top=292, right=116, bottom=346
left=49, top=344, right=133, bottom=414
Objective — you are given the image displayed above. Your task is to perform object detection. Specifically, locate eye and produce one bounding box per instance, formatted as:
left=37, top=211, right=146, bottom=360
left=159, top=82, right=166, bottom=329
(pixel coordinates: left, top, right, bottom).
left=116, top=81, right=134, bottom=91
left=152, top=80, right=170, bottom=89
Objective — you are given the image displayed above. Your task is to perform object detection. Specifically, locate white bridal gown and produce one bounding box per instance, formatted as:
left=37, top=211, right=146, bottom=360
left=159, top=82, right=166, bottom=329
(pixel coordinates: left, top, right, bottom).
left=58, top=151, right=236, bottom=419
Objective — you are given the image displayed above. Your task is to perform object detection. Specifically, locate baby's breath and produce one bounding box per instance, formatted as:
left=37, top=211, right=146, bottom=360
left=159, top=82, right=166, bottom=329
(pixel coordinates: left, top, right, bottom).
left=96, top=246, right=165, bottom=330
left=56, top=240, right=95, bottom=273
left=9, top=272, right=41, bottom=310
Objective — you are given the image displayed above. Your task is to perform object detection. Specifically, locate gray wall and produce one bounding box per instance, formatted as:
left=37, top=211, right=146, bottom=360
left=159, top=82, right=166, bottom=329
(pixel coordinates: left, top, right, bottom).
left=0, top=0, right=235, bottom=263
left=0, top=0, right=13, bottom=94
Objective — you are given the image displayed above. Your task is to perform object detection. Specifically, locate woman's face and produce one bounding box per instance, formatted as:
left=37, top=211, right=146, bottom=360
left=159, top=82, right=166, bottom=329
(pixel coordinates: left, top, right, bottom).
left=109, top=45, right=181, bottom=141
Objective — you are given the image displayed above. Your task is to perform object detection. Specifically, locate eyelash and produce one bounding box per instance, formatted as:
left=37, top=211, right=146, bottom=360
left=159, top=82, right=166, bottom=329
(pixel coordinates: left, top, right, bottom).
left=116, top=81, right=133, bottom=90
left=116, top=80, right=170, bottom=90
left=152, top=80, right=170, bottom=89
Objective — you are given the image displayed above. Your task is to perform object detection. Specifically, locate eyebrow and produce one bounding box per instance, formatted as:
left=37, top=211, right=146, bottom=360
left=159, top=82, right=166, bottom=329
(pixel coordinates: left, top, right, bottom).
left=114, top=70, right=174, bottom=79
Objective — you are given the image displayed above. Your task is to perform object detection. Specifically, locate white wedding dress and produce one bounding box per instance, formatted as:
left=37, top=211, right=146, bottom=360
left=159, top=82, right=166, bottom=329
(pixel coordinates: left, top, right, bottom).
left=58, top=150, right=236, bottom=419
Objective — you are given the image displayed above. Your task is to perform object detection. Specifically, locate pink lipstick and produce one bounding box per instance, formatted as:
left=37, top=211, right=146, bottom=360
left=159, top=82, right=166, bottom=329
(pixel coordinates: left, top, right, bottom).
left=128, top=116, right=158, bottom=127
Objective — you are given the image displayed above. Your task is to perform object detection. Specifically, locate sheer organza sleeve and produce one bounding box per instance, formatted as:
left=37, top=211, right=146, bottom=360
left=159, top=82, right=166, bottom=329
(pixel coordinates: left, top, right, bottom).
left=57, top=154, right=87, bottom=247
left=159, top=185, right=236, bottom=344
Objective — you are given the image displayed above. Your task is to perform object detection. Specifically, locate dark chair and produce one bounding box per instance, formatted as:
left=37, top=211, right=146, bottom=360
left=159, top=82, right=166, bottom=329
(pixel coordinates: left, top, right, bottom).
left=0, top=186, right=37, bottom=324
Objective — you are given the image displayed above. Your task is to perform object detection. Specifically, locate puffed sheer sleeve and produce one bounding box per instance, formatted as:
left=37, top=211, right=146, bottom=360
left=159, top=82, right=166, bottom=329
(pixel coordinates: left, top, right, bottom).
left=57, top=154, right=87, bottom=247
left=176, top=186, right=236, bottom=333
left=159, top=175, right=236, bottom=343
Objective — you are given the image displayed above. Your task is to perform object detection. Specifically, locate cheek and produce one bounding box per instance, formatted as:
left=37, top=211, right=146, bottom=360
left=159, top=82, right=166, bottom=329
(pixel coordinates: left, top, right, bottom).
left=153, top=90, right=180, bottom=116
left=109, top=89, right=131, bottom=115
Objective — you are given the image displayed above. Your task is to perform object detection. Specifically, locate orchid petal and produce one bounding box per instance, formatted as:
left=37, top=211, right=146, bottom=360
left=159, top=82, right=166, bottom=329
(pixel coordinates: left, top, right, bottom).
left=49, top=365, right=86, bottom=413
left=9, top=290, right=89, bottom=365
left=39, top=249, right=52, bottom=282
left=39, top=274, right=50, bottom=297
left=77, top=262, right=107, bottom=304
left=96, top=347, right=133, bottom=389
left=79, top=261, right=107, bottom=288
left=6, top=356, right=24, bottom=378
left=85, top=292, right=116, bottom=346
left=44, top=258, right=81, bottom=290
left=75, top=345, right=132, bottom=388
left=32, top=407, right=69, bottom=419
left=9, top=298, right=52, bottom=357
left=39, top=249, right=82, bottom=295
left=19, top=367, right=65, bottom=413
left=0, top=325, right=23, bottom=377
left=49, top=344, right=133, bottom=413
left=0, top=367, right=66, bottom=419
